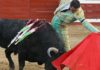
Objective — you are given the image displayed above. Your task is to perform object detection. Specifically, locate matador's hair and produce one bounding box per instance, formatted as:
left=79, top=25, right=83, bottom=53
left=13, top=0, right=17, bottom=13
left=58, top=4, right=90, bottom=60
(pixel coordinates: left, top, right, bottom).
left=70, top=0, right=80, bottom=9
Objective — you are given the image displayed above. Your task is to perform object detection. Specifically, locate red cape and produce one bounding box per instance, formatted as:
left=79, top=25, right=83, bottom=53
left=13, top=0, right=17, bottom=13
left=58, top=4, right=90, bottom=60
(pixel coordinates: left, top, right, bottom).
left=52, top=33, right=100, bottom=70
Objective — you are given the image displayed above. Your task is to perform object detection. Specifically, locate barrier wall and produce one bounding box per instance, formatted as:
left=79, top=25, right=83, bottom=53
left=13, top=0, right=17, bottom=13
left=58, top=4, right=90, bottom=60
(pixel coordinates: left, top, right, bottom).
left=0, top=0, right=100, bottom=22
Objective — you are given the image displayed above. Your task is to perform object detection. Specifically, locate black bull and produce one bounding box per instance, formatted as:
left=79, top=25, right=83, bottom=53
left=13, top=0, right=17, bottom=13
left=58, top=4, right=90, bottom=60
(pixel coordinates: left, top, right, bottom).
left=0, top=19, right=66, bottom=70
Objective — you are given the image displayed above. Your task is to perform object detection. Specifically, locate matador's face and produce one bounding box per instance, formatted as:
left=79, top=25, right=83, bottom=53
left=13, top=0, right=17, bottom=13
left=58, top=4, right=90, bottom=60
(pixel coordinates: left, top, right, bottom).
left=70, top=6, right=79, bottom=13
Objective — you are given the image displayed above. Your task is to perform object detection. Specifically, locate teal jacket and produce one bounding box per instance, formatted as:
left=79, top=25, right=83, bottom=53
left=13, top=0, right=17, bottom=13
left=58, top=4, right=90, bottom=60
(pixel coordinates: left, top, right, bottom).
left=51, top=0, right=99, bottom=34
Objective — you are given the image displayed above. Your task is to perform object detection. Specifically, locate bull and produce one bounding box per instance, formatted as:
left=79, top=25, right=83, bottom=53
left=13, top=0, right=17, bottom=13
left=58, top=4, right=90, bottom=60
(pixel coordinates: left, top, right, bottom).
left=0, top=19, right=66, bottom=70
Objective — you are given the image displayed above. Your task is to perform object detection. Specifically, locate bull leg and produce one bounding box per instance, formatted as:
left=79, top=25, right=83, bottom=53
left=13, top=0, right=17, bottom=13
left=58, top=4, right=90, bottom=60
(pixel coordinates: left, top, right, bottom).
left=18, top=53, right=25, bottom=70
left=5, top=49, right=15, bottom=70
left=45, top=61, right=56, bottom=70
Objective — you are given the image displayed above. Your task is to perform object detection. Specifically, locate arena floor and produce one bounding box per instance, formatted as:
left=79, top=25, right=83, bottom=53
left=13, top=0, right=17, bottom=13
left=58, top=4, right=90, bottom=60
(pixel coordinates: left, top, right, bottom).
left=0, top=24, right=100, bottom=70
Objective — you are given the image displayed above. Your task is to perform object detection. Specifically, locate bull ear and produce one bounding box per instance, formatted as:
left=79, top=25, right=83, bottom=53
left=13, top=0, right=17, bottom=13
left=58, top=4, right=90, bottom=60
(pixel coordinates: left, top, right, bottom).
left=47, top=47, right=59, bottom=57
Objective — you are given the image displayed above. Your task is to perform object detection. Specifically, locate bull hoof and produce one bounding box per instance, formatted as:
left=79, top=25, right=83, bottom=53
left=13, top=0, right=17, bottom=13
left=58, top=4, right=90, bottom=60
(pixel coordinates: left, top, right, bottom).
left=9, top=68, right=15, bottom=70
left=9, top=65, right=15, bottom=70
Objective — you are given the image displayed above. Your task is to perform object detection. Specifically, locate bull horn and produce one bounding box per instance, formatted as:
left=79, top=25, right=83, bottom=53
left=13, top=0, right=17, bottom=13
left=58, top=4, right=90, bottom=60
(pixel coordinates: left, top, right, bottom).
left=47, top=47, right=59, bottom=57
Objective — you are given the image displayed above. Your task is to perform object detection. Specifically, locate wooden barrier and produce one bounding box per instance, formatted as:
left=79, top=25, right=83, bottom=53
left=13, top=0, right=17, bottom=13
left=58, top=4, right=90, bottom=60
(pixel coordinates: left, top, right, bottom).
left=0, top=0, right=100, bottom=22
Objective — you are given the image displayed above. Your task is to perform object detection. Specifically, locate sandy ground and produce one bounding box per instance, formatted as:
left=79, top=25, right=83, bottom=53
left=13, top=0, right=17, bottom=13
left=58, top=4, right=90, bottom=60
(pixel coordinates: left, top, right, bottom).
left=0, top=24, right=100, bottom=70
